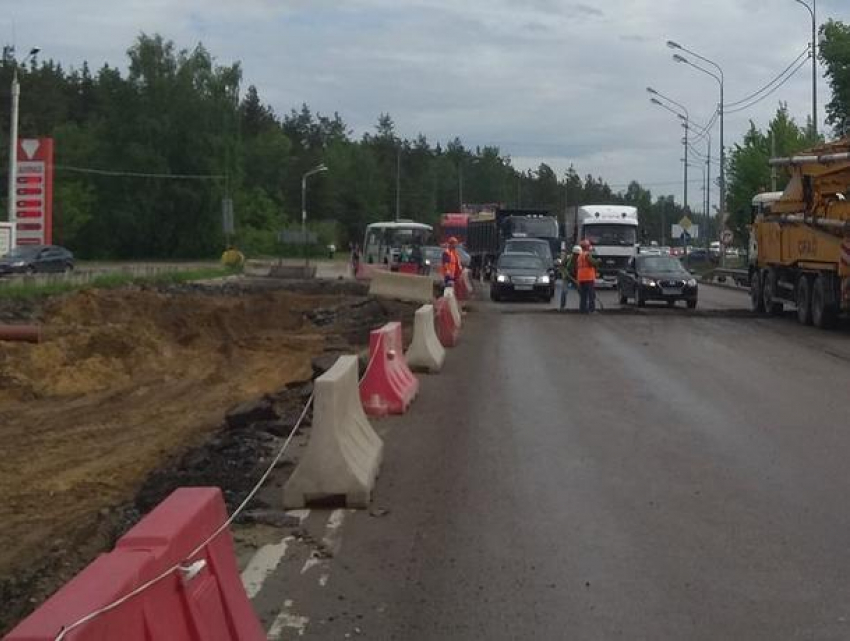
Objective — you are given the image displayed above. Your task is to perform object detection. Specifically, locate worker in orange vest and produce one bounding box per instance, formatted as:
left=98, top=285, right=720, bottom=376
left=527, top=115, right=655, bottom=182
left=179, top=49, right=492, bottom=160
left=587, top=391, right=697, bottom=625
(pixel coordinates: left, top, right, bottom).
left=577, top=239, right=600, bottom=313
left=442, top=237, right=463, bottom=287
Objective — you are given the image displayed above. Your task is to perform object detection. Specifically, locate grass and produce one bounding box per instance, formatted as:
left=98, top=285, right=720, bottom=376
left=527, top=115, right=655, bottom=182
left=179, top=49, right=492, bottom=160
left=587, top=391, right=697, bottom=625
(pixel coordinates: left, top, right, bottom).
left=0, top=267, right=233, bottom=300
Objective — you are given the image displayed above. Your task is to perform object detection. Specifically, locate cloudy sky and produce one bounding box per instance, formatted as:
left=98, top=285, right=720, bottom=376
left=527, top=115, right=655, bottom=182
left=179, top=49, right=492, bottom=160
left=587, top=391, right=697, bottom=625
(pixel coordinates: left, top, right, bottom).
left=5, top=0, right=844, bottom=210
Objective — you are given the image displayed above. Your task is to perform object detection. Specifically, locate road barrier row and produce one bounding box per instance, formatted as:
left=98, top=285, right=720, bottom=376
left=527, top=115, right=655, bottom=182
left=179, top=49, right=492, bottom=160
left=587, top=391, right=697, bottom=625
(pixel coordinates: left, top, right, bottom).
left=5, top=276, right=473, bottom=640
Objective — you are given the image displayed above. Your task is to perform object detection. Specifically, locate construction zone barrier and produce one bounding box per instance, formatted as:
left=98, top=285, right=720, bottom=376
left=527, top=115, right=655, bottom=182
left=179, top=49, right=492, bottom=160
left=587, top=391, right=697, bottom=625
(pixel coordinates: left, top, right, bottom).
left=368, top=270, right=434, bottom=304
left=405, top=305, right=445, bottom=373
left=359, top=322, right=419, bottom=416
left=443, top=286, right=463, bottom=327
left=283, top=355, right=383, bottom=509
left=435, top=297, right=460, bottom=348
left=6, top=487, right=264, bottom=641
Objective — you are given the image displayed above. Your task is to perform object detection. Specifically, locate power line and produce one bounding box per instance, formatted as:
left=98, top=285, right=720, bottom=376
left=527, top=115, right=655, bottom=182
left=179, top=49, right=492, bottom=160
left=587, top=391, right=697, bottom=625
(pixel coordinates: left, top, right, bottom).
left=725, top=56, right=810, bottom=114
left=55, top=165, right=225, bottom=180
left=726, top=47, right=810, bottom=108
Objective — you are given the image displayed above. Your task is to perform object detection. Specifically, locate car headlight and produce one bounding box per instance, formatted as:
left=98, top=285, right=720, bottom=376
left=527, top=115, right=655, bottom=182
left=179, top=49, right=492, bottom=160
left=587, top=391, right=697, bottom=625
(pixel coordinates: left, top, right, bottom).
left=11, top=261, right=25, bottom=267
left=496, top=274, right=508, bottom=283
left=538, top=275, right=550, bottom=284
left=424, top=259, right=431, bottom=266
left=687, top=278, right=697, bottom=287
left=640, top=277, right=657, bottom=287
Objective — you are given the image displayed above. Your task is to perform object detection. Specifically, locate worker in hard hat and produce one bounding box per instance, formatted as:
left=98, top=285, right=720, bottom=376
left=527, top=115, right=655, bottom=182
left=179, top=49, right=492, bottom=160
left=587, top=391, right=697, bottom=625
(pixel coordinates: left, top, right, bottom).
left=558, top=245, right=582, bottom=312
left=442, top=237, right=463, bottom=287
left=221, top=245, right=245, bottom=271
left=577, top=239, right=600, bottom=314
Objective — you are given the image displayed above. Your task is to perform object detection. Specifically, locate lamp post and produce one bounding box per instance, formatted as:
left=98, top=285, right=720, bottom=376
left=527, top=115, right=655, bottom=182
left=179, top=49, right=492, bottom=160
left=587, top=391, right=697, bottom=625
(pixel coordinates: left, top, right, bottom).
left=648, top=87, right=690, bottom=213
left=668, top=41, right=725, bottom=242
left=301, top=163, right=328, bottom=267
left=7, top=46, right=41, bottom=226
left=794, top=0, right=818, bottom=137
left=682, top=115, right=713, bottom=252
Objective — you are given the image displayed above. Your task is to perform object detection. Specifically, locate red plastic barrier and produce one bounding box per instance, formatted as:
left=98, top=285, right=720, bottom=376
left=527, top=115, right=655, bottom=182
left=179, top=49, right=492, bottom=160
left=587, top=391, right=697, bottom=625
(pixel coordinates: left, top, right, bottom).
left=359, top=322, right=419, bottom=416
left=435, top=297, right=460, bottom=348
left=6, top=488, right=264, bottom=641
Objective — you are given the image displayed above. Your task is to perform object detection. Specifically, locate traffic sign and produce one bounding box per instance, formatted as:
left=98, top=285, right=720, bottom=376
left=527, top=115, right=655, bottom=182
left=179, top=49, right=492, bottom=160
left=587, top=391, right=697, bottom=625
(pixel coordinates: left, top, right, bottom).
left=721, top=229, right=734, bottom=245
left=679, top=216, right=693, bottom=232
left=671, top=224, right=699, bottom=239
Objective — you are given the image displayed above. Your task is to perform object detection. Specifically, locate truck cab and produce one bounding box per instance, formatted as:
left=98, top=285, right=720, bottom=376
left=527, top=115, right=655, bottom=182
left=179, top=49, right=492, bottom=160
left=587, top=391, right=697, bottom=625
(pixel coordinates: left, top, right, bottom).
left=575, top=205, right=639, bottom=287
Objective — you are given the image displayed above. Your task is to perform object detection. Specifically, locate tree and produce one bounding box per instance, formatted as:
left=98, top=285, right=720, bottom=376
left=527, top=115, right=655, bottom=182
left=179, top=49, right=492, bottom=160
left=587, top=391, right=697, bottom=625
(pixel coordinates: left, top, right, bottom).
left=819, top=20, right=850, bottom=136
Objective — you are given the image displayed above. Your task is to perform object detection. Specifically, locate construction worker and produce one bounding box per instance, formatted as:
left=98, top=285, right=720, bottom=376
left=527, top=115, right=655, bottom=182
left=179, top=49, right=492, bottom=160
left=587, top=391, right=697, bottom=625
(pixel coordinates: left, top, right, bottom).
left=221, top=245, right=245, bottom=270
left=577, top=239, right=600, bottom=314
left=558, top=245, right=582, bottom=311
left=442, top=237, right=463, bottom=287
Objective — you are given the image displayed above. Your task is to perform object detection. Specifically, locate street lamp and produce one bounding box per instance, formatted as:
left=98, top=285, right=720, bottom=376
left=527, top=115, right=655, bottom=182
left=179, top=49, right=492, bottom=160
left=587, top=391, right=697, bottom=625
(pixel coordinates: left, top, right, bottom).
left=648, top=87, right=691, bottom=213
left=669, top=41, right=725, bottom=246
left=794, top=0, right=818, bottom=137
left=7, top=46, right=41, bottom=226
left=301, top=163, right=328, bottom=267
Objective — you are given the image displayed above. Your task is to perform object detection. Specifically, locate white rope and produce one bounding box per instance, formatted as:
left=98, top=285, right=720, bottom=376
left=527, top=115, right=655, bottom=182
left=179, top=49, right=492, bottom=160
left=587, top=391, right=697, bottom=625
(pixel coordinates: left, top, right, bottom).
left=54, top=390, right=315, bottom=640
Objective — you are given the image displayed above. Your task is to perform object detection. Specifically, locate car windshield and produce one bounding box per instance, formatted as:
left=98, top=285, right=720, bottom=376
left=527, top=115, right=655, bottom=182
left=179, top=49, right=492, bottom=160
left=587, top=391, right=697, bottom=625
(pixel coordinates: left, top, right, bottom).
left=505, top=217, right=558, bottom=238
left=638, top=256, right=688, bottom=273
left=499, top=255, right=544, bottom=270
left=584, top=224, right=637, bottom=246
left=505, top=241, right=551, bottom=258
left=2, top=247, right=40, bottom=259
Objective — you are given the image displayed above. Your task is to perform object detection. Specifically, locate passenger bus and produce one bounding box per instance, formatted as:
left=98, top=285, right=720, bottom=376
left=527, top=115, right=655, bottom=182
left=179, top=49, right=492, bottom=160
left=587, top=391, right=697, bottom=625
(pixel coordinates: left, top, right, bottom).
left=362, top=220, right=435, bottom=265
left=438, top=213, right=469, bottom=244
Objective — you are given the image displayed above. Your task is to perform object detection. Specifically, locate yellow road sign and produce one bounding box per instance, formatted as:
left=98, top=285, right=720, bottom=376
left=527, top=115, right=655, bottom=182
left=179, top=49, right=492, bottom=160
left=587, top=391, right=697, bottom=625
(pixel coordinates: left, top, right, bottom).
left=679, top=216, right=693, bottom=232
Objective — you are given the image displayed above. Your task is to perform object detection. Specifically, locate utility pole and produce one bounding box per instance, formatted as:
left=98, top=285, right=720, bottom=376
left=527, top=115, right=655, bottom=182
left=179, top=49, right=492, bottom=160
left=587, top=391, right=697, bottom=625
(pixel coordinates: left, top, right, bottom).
left=683, top=120, right=689, bottom=213
left=770, top=131, right=778, bottom=191
left=395, top=146, right=401, bottom=222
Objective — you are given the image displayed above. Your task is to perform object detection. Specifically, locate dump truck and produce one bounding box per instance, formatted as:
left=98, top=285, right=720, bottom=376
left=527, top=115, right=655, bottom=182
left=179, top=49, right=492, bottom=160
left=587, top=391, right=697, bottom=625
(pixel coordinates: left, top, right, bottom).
left=466, top=208, right=559, bottom=279
left=749, top=138, right=850, bottom=328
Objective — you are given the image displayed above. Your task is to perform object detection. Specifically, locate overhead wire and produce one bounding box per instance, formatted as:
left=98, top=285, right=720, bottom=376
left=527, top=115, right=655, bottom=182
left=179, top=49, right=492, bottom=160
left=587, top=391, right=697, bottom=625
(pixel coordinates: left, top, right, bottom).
left=725, top=55, right=810, bottom=114
left=725, top=47, right=811, bottom=108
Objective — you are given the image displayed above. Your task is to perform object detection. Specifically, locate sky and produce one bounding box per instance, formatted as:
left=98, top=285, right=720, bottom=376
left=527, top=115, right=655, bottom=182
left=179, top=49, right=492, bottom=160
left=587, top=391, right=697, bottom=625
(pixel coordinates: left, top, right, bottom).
left=4, top=0, right=845, bottom=212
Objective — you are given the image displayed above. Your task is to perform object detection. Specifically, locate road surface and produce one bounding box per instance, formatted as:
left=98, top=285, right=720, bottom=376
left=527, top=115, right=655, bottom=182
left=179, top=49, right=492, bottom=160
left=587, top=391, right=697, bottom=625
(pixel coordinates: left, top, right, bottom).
left=248, top=284, right=850, bottom=640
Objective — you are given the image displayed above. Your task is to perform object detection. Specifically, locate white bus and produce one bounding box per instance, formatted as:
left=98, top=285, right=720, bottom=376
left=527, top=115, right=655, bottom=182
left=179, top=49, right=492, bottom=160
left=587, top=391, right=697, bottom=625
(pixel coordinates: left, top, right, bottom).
left=362, top=220, right=435, bottom=265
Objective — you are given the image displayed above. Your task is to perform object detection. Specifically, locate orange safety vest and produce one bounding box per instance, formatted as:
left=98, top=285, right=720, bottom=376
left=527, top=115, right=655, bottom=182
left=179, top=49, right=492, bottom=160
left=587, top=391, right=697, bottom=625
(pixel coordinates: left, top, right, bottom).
left=577, top=251, right=597, bottom=283
left=443, top=248, right=462, bottom=280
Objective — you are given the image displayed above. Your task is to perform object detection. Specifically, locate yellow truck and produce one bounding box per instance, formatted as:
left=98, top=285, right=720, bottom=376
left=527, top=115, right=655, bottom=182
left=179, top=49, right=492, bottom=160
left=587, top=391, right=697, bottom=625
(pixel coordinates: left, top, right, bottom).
left=749, top=139, right=850, bottom=328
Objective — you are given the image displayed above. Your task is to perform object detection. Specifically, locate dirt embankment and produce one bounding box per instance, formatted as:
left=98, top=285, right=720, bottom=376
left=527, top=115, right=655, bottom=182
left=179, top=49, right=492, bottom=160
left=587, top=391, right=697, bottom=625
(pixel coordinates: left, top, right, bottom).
left=0, top=280, right=415, bottom=634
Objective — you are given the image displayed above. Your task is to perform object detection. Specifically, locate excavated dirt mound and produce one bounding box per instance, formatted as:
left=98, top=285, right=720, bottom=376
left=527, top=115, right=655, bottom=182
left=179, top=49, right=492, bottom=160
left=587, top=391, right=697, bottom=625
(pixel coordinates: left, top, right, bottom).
left=0, top=280, right=415, bottom=633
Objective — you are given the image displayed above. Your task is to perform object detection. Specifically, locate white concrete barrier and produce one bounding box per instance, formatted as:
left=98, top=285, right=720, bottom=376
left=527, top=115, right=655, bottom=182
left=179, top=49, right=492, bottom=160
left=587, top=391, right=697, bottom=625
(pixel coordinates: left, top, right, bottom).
left=283, top=355, right=383, bottom=509
left=368, top=270, right=434, bottom=304
left=406, top=305, right=445, bottom=373
left=443, top=286, right=462, bottom=328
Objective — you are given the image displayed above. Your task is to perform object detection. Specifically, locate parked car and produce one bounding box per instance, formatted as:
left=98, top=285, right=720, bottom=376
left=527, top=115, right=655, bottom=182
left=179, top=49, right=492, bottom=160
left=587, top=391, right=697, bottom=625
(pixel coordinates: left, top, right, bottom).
left=490, top=252, right=554, bottom=302
left=0, top=245, right=75, bottom=276
left=502, top=238, right=554, bottom=267
left=617, top=254, right=698, bottom=308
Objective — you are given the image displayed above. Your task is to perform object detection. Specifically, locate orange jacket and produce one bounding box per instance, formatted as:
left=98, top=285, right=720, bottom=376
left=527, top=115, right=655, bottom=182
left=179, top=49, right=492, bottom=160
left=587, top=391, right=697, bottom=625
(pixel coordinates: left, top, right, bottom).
left=577, top=251, right=597, bottom=283
left=442, top=248, right=462, bottom=280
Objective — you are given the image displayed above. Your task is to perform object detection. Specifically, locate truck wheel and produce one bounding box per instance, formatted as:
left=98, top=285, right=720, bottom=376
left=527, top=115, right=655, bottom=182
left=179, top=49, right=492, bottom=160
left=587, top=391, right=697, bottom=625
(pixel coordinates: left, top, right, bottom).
left=750, top=271, right=765, bottom=313
left=762, top=269, right=783, bottom=316
left=796, top=276, right=813, bottom=326
left=811, top=275, right=838, bottom=329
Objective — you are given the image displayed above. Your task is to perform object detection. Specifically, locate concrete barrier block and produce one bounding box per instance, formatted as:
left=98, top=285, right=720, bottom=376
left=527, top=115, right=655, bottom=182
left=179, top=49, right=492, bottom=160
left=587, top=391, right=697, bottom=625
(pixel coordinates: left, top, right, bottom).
left=406, top=305, right=445, bottom=373
left=284, top=355, right=382, bottom=509
left=444, top=287, right=462, bottom=328
left=368, top=270, right=434, bottom=304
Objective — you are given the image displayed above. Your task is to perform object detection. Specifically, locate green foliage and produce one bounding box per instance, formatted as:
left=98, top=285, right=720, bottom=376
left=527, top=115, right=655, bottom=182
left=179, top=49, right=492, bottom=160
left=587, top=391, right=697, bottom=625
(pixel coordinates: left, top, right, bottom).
left=725, top=104, right=816, bottom=242
left=1, top=32, right=782, bottom=257
left=819, top=20, right=850, bottom=136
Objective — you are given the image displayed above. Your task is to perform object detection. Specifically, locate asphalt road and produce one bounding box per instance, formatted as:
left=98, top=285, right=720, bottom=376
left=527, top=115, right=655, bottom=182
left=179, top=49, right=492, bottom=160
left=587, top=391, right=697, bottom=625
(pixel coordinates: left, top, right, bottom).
left=249, top=284, right=850, bottom=640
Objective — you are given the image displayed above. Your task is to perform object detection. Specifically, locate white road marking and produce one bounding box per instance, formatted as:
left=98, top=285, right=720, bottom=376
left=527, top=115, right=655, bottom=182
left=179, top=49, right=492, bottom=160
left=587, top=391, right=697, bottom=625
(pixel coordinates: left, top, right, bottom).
left=240, top=510, right=310, bottom=599
left=267, top=599, right=310, bottom=639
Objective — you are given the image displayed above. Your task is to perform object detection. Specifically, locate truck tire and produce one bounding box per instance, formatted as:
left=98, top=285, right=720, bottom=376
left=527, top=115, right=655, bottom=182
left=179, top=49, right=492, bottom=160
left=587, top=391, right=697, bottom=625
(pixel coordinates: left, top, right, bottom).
left=796, top=275, right=813, bottom=326
left=762, top=269, right=783, bottom=316
left=811, top=275, right=838, bottom=329
left=750, top=271, right=765, bottom=313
